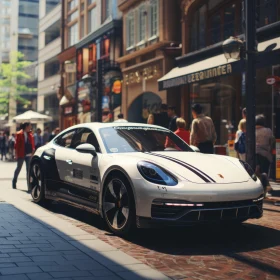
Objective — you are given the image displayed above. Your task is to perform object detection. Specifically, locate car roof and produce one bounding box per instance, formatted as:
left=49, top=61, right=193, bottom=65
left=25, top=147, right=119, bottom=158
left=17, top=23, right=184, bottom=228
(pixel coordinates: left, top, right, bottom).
left=64, top=122, right=170, bottom=131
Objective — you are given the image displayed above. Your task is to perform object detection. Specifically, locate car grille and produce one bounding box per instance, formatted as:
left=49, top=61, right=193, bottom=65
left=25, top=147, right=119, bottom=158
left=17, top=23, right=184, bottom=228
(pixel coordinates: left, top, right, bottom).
left=151, top=199, right=263, bottom=222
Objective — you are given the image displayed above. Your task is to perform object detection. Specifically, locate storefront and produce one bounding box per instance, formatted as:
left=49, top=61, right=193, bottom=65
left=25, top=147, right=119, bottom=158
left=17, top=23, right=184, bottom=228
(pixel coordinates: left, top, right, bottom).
left=158, top=36, right=280, bottom=147
left=122, top=59, right=166, bottom=123
left=75, top=20, right=122, bottom=123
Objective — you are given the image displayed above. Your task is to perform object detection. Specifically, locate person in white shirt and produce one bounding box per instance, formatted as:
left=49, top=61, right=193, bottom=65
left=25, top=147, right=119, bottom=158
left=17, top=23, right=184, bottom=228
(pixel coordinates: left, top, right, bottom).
left=114, top=113, right=128, bottom=123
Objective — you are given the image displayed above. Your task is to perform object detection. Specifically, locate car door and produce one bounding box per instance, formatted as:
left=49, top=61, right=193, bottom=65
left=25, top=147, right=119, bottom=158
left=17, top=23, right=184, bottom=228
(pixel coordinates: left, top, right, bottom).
left=70, top=128, right=101, bottom=190
left=54, top=129, right=77, bottom=186
left=64, top=127, right=102, bottom=206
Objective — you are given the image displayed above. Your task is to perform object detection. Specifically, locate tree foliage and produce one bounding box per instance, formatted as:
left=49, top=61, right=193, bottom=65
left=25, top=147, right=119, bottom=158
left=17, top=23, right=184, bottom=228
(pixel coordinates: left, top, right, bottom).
left=0, top=52, right=37, bottom=115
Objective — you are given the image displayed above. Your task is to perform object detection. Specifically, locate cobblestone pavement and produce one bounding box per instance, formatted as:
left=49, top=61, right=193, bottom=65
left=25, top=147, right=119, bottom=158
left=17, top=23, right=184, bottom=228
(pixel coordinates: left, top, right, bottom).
left=42, top=198, right=280, bottom=280
left=1, top=161, right=280, bottom=280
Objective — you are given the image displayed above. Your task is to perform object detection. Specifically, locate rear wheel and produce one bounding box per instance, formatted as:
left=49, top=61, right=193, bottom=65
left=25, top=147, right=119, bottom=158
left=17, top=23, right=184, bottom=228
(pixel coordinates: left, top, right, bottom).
left=102, top=174, right=135, bottom=236
left=29, top=161, right=45, bottom=204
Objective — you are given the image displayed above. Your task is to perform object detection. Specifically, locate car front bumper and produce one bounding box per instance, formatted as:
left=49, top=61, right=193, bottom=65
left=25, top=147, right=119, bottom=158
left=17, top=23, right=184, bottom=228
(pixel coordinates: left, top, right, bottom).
left=132, top=178, right=264, bottom=226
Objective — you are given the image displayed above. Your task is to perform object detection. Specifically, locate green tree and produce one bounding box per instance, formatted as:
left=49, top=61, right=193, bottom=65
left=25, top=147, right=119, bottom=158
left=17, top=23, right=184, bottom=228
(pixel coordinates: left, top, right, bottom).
left=0, top=51, right=37, bottom=116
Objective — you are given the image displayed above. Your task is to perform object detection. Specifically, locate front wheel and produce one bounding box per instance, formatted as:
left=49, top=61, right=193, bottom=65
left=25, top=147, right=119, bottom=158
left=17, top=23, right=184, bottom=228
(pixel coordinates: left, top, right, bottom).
left=28, top=161, right=45, bottom=204
left=102, top=174, right=135, bottom=236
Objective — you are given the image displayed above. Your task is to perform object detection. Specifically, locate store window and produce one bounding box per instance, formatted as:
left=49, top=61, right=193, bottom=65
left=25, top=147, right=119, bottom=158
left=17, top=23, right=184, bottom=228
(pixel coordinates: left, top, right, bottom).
left=126, top=11, right=135, bottom=50
left=188, top=75, right=238, bottom=145
left=88, top=7, right=97, bottom=33
left=68, top=23, right=78, bottom=47
left=149, top=0, right=159, bottom=39
left=101, top=39, right=110, bottom=58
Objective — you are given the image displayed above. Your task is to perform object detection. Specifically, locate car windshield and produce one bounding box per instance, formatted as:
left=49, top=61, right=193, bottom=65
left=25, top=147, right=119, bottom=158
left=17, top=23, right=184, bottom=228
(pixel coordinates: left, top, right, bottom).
left=99, top=126, right=193, bottom=154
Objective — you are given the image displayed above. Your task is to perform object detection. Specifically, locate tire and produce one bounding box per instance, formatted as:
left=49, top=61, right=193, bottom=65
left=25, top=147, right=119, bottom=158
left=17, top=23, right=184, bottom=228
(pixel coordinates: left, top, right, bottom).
left=102, top=174, right=136, bottom=236
left=28, top=161, right=46, bottom=204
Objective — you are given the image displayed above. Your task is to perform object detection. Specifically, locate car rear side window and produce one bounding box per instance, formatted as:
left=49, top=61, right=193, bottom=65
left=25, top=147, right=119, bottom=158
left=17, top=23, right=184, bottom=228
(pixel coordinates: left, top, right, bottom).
left=71, top=128, right=101, bottom=153
left=54, top=130, right=76, bottom=148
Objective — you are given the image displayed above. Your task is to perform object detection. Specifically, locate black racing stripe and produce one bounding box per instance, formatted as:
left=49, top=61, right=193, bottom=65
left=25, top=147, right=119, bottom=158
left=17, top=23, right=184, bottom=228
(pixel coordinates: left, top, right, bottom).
left=149, top=153, right=213, bottom=183
left=152, top=153, right=216, bottom=183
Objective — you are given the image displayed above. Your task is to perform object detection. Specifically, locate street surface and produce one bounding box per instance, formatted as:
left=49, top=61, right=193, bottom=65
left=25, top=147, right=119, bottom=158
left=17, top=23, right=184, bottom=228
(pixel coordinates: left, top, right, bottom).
left=0, top=160, right=280, bottom=280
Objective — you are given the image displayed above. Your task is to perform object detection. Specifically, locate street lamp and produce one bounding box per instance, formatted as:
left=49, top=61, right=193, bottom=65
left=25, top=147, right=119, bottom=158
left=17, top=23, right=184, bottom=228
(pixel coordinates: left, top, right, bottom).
left=222, top=0, right=257, bottom=170
left=222, top=37, right=244, bottom=61
left=82, top=74, right=95, bottom=122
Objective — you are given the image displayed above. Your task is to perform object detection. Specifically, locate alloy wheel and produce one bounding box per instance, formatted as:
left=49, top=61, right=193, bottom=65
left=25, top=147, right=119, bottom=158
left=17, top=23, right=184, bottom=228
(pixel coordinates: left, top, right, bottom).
left=29, top=163, right=42, bottom=200
left=103, top=179, right=130, bottom=230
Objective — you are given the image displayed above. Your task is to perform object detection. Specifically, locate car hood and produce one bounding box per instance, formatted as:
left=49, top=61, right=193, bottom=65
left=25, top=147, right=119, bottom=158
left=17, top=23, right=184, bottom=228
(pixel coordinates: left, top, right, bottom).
left=134, top=152, right=250, bottom=184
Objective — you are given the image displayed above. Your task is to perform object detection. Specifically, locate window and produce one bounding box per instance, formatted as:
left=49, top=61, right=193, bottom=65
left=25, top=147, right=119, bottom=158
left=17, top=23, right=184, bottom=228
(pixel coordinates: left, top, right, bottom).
left=71, top=128, right=101, bottom=152
left=138, top=5, right=146, bottom=44
left=190, top=1, right=242, bottom=51
left=67, top=0, right=78, bottom=12
left=258, top=0, right=279, bottom=27
left=126, top=11, right=135, bottom=49
left=100, top=127, right=193, bottom=154
left=105, top=0, right=112, bottom=19
left=149, top=0, right=158, bottom=39
left=68, top=10, right=78, bottom=22
left=55, top=130, right=76, bottom=148
left=88, top=7, right=97, bottom=34
left=68, top=23, right=78, bottom=47
left=190, top=5, right=206, bottom=51
left=81, top=15, right=85, bottom=38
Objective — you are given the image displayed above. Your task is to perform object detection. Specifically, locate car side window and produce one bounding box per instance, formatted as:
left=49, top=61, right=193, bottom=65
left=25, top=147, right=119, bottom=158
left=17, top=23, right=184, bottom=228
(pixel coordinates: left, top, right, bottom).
left=55, top=130, right=76, bottom=148
left=71, top=128, right=101, bottom=153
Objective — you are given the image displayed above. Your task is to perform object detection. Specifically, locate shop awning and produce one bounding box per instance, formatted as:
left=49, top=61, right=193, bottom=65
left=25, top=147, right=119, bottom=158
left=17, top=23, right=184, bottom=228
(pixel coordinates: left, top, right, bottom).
left=158, top=37, right=280, bottom=91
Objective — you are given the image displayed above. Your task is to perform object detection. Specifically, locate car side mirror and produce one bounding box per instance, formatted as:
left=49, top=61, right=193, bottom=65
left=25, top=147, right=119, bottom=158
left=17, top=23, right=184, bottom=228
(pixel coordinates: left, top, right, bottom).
left=76, top=143, right=97, bottom=156
left=190, top=145, right=200, bottom=152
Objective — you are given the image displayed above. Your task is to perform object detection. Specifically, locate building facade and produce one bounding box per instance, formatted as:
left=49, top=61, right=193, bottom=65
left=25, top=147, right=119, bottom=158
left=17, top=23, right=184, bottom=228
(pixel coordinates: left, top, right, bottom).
left=37, top=0, right=61, bottom=130
left=0, top=0, right=11, bottom=63
left=159, top=0, right=280, bottom=146
left=58, top=0, right=123, bottom=128
left=118, top=0, right=181, bottom=123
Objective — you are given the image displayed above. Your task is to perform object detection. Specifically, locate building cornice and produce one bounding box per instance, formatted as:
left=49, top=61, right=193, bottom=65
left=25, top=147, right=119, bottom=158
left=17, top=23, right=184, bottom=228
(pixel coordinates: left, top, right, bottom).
left=116, top=41, right=173, bottom=64
left=118, top=0, right=141, bottom=12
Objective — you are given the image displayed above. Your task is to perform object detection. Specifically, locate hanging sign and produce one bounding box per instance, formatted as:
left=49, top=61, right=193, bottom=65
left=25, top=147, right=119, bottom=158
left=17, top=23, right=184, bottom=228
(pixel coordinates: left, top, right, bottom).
left=112, top=80, right=122, bottom=94
left=266, top=77, right=276, bottom=85
left=276, top=139, right=280, bottom=181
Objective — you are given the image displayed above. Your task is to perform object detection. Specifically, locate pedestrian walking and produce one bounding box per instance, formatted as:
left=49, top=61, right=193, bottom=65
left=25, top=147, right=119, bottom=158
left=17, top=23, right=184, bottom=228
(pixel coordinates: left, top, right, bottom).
left=12, top=122, right=35, bottom=189
left=0, top=132, right=8, bottom=161
left=190, top=103, right=217, bottom=154
left=234, top=119, right=246, bottom=161
left=43, top=127, right=50, bottom=144
left=167, top=106, right=178, bottom=132
left=113, top=113, right=128, bottom=123
left=255, top=114, right=274, bottom=195
left=48, top=127, right=60, bottom=142
left=34, top=128, right=43, bottom=150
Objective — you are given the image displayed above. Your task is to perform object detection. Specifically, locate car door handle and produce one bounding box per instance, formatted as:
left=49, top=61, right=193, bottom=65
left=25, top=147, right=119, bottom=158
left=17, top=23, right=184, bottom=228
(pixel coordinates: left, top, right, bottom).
left=66, top=159, right=73, bottom=165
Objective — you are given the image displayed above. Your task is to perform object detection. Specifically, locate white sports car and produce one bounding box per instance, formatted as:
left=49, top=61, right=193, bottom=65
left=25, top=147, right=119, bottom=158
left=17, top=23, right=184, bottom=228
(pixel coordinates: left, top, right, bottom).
left=29, top=123, right=264, bottom=235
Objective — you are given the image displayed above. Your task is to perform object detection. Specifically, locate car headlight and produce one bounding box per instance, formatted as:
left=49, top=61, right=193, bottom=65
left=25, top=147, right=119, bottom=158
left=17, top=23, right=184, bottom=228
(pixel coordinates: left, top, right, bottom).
left=239, top=160, right=257, bottom=181
left=137, top=161, right=178, bottom=186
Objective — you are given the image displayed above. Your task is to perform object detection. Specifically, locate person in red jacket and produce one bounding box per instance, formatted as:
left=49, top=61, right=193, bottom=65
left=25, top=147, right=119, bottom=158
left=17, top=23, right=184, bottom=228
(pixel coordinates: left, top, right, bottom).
left=12, top=122, right=35, bottom=189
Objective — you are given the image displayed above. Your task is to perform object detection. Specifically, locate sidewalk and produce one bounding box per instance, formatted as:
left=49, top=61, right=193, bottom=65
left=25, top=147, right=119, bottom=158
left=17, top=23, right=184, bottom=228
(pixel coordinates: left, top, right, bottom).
left=0, top=161, right=169, bottom=279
